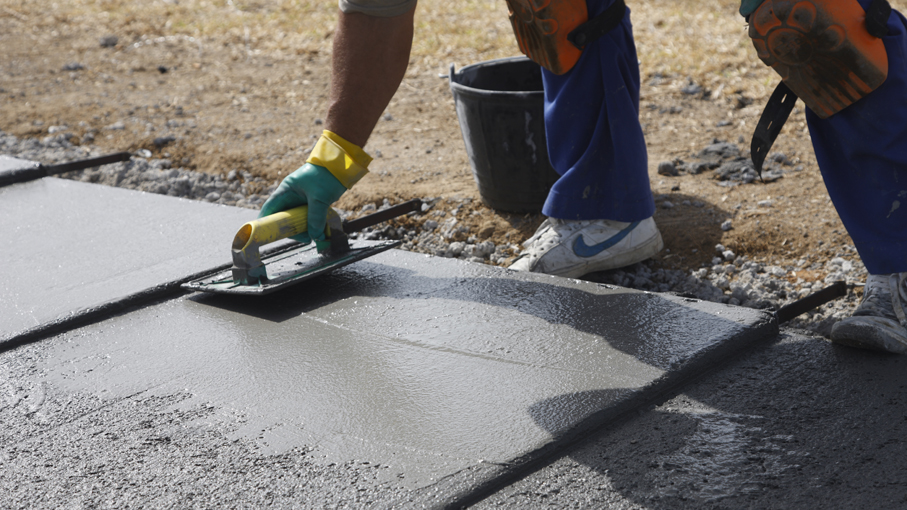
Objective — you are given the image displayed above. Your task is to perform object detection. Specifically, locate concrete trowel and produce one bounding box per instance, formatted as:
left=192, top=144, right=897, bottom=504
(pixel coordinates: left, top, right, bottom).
left=183, top=199, right=421, bottom=295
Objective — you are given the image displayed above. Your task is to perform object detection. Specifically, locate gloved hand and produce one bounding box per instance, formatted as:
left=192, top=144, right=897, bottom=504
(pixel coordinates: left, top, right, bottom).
left=258, top=162, right=347, bottom=250
left=258, top=130, right=373, bottom=252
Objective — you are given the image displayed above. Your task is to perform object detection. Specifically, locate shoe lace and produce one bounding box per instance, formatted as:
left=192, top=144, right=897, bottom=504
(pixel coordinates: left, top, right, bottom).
left=857, top=273, right=907, bottom=326
left=522, top=218, right=583, bottom=247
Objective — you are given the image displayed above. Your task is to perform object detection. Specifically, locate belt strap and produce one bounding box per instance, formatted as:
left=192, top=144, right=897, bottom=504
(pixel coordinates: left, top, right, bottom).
left=751, top=81, right=798, bottom=178
left=568, top=0, right=626, bottom=48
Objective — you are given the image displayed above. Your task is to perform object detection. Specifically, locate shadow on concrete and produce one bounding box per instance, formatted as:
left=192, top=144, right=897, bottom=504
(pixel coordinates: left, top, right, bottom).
left=470, top=334, right=907, bottom=508
left=189, top=260, right=775, bottom=373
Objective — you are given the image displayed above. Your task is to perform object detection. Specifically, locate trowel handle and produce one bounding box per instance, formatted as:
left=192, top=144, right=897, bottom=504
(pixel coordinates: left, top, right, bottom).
left=232, top=206, right=338, bottom=270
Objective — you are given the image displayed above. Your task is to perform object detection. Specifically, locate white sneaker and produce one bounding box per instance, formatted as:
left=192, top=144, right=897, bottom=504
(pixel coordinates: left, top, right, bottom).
left=831, top=273, right=907, bottom=354
left=508, top=217, right=663, bottom=278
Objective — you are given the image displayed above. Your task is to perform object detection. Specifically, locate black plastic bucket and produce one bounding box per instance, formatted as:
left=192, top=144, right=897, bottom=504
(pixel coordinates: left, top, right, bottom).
left=449, top=56, right=560, bottom=213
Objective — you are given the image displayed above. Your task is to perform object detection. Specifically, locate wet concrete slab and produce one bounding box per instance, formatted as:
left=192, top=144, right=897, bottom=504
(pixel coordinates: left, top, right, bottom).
left=0, top=154, right=39, bottom=174
left=475, top=330, right=907, bottom=509
left=1, top=248, right=777, bottom=506
left=0, top=177, right=277, bottom=344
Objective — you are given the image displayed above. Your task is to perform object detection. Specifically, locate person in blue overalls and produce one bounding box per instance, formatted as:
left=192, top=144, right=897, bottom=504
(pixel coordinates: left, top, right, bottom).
left=742, top=0, right=907, bottom=354
left=505, top=0, right=665, bottom=278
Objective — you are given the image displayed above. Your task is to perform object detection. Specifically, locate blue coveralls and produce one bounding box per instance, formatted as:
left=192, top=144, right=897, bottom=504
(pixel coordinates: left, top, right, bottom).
left=540, top=0, right=655, bottom=224
left=544, top=0, right=907, bottom=274
left=805, top=0, right=907, bottom=275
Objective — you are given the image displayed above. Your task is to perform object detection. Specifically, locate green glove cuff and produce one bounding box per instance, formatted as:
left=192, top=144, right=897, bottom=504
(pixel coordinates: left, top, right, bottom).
left=740, top=0, right=766, bottom=17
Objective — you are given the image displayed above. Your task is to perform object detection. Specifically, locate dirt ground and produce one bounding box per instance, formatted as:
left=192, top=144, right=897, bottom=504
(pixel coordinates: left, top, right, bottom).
left=2, top=0, right=887, bottom=279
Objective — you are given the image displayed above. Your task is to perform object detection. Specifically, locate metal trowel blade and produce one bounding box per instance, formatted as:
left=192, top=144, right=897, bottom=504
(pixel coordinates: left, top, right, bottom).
left=182, top=239, right=400, bottom=296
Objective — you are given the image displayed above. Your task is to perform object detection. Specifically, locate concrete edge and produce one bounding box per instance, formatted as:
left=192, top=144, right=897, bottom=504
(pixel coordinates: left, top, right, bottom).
left=401, top=310, right=781, bottom=509
left=0, top=241, right=302, bottom=353
left=0, top=262, right=231, bottom=354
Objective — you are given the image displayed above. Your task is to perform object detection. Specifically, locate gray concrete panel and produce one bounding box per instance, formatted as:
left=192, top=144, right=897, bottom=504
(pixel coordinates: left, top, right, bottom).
left=1, top=249, right=776, bottom=506
left=474, top=331, right=907, bottom=509
left=0, top=154, right=38, bottom=173
left=0, top=178, right=268, bottom=343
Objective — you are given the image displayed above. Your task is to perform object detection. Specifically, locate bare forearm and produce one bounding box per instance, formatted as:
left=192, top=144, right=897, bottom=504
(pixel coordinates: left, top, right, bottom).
left=325, top=7, right=415, bottom=148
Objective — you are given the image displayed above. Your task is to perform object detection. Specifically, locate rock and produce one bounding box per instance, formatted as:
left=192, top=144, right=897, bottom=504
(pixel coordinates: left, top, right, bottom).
left=657, top=161, right=678, bottom=176
left=99, top=35, right=119, bottom=48
left=720, top=220, right=733, bottom=231
left=448, top=242, right=465, bottom=257
left=681, top=80, right=703, bottom=95
left=62, top=62, right=85, bottom=71
left=153, top=135, right=176, bottom=148
left=476, top=241, right=496, bottom=257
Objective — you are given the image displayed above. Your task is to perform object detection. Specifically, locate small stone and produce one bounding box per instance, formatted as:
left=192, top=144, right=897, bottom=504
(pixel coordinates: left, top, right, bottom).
left=204, top=192, right=221, bottom=202
left=476, top=241, right=496, bottom=257
left=681, top=81, right=702, bottom=95
left=424, top=220, right=439, bottom=231
left=105, top=121, right=125, bottom=131
left=99, top=35, right=119, bottom=48
left=62, top=62, right=85, bottom=71
left=720, top=219, right=733, bottom=231
left=448, top=242, right=465, bottom=257
left=661, top=201, right=674, bottom=209
left=153, top=135, right=176, bottom=148
left=657, top=161, right=678, bottom=176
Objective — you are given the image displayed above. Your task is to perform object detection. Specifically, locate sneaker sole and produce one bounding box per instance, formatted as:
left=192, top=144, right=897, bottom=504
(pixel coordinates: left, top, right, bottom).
left=558, top=230, right=665, bottom=279
left=831, top=317, right=907, bottom=354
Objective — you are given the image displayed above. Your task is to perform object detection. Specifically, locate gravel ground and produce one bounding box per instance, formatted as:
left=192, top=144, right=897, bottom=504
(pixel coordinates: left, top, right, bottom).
left=2, top=129, right=868, bottom=338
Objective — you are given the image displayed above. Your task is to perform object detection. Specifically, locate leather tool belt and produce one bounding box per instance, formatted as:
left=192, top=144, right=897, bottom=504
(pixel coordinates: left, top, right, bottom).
left=505, top=0, right=626, bottom=75
left=749, top=0, right=890, bottom=174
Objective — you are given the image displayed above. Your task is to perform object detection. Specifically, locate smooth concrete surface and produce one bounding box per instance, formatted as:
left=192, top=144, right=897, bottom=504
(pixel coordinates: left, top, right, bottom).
left=0, top=248, right=776, bottom=507
left=0, top=178, right=278, bottom=344
left=0, top=154, right=38, bottom=173
left=474, top=331, right=907, bottom=509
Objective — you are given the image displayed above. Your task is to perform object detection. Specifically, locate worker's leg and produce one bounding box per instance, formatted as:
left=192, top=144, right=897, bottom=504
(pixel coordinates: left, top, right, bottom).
left=541, top=0, right=653, bottom=222
left=510, top=0, right=662, bottom=278
left=809, top=2, right=907, bottom=353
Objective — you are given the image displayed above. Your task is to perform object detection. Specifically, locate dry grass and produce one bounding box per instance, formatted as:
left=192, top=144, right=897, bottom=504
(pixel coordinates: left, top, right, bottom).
left=7, top=0, right=901, bottom=102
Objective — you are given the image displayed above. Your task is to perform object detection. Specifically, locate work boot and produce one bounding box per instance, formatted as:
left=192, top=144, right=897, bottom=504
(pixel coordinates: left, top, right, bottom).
left=831, top=273, right=907, bottom=354
left=508, top=217, right=663, bottom=279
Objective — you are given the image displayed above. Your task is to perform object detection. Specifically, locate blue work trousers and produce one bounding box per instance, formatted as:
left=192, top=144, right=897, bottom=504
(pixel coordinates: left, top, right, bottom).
left=806, top=0, right=907, bottom=274
left=540, top=0, right=654, bottom=222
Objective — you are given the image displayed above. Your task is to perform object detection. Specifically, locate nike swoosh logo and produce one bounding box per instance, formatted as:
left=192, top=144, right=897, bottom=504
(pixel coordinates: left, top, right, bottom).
left=573, top=221, right=640, bottom=258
